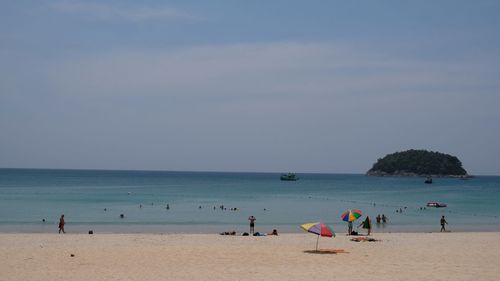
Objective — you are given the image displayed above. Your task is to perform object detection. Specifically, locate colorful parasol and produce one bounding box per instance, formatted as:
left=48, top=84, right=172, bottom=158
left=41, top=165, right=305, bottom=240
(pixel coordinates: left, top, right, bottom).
left=300, top=222, right=336, bottom=250
left=341, top=209, right=363, bottom=222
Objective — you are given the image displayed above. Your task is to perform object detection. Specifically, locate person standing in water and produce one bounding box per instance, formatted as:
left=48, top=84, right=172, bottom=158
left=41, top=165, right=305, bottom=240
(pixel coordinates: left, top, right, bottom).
left=440, top=216, right=448, bottom=232
left=248, top=216, right=256, bottom=234
left=58, top=214, right=65, bottom=234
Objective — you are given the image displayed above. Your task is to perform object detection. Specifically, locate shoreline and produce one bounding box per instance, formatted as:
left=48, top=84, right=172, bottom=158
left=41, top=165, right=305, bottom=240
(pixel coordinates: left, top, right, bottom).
left=1, top=232, right=499, bottom=281
left=0, top=230, right=500, bottom=234
left=2, top=221, right=499, bottom=234
left=2, top=229, right=500, bottom=234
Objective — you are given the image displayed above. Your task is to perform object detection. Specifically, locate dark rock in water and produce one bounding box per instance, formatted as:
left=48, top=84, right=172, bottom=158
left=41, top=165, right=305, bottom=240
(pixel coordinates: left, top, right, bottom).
left=367, top=149, right=468, bottom=177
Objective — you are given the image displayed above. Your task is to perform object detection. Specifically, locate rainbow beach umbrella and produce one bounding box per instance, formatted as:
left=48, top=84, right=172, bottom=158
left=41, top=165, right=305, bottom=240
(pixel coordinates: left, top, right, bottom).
left=341, top=209, right=363, bottom=222
left=300, top=222, right=336, bottom=251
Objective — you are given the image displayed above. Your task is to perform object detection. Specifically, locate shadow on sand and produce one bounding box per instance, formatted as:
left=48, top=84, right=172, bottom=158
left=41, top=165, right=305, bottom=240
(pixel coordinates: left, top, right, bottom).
left=303, top=249, right=349, bottom=254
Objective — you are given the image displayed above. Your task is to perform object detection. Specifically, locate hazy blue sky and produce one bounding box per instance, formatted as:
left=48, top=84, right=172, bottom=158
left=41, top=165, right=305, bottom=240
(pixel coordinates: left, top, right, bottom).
left=1, top=0, right=499, bottom=174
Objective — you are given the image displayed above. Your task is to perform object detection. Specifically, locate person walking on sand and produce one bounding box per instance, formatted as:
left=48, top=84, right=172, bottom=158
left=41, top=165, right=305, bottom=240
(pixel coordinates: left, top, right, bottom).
left=358, top=216, right=372, bottom=235
left=248, top=215, right=256, bottom=234
left=440, top=216, right=448, bottom=232
left=58, top=214, right=65, bottom=234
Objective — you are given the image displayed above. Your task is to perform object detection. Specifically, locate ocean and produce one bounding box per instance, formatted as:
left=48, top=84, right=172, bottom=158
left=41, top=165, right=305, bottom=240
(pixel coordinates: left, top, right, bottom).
left=0, top=168, right=499, bottom=233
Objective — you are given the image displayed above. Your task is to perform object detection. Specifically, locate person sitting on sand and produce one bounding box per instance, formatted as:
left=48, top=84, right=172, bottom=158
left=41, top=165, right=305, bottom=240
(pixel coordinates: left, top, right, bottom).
left=58, top=214, right=65, bottom=234
left=358, top=216, right=372, bottom=235
left=269, top=229, right=278, bottom=236
left=440, top=216, right=448, bottom=232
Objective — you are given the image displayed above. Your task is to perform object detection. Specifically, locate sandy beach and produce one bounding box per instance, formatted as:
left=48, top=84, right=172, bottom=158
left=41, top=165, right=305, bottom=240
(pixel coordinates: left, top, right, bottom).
left=1, top=232, right=499, bottom=281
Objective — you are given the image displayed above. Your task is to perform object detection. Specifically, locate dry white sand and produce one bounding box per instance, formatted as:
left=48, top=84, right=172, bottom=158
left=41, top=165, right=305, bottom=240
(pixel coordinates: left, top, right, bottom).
left=1, top=232, right=499, bottom=281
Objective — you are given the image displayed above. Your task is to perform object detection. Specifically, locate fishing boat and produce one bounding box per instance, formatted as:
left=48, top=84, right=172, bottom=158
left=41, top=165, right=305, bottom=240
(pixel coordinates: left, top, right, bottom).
left=426, top=202, right=447, bottom=208
left=280, top=173, right=298, bottom=181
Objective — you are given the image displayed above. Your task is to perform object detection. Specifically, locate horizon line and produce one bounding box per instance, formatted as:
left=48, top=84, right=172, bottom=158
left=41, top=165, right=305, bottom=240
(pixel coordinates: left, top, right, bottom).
left=0, top=167, right=497, bottom=177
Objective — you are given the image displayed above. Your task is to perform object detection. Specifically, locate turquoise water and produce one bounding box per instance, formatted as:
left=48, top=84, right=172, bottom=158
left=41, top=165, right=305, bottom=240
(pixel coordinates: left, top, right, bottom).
left=1, top=168, right=499, bottom=233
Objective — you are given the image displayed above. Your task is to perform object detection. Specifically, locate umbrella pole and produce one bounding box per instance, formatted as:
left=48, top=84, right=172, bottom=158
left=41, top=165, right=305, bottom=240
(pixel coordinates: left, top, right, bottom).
left=316, top=235, right=319, bottom=251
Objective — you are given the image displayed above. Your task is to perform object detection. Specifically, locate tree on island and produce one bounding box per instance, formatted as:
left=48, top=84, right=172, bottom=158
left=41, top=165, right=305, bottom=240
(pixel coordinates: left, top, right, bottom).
left=367, top=149, right=467, bottom=176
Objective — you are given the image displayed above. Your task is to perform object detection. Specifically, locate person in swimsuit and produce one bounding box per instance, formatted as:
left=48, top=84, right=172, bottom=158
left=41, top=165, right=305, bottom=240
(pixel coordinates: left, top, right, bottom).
left=58, top=214, right=65, bottom=234
left=248, top=216, right=256, bottom=234
left=440, top=216, right=448, bottom=232
left=347, top=221, right=353, bottom=235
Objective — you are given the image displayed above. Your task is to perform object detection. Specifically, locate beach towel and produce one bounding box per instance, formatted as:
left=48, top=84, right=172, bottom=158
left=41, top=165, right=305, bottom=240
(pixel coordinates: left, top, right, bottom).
left=304, top=249, right=349, bottom=254
left=350, top=237, right=380, bottom=242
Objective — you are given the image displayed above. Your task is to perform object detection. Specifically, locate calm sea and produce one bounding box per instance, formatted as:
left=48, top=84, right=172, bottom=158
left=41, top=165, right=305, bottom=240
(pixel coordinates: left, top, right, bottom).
left=1, top=168, right=499, bottom=233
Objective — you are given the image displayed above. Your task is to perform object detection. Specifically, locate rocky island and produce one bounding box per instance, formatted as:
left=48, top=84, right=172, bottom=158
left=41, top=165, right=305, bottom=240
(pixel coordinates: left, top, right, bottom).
left=367, top=149, right=468, bottom=177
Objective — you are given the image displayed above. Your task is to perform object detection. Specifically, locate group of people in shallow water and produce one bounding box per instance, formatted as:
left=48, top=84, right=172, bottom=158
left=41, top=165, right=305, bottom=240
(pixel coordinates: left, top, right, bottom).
left=376, top=214, right=388, bottom=224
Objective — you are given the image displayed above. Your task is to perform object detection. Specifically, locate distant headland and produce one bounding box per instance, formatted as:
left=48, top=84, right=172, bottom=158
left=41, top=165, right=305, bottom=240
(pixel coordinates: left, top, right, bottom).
left=367, top=149, right=468, bottom=177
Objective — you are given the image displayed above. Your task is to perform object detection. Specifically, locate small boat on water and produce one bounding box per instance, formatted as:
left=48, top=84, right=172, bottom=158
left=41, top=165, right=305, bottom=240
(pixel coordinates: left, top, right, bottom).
left=280, top=173, right=298, bottom=181
left=427, top=202, right=447, bottom=208
left=424, top=177, right=433, bottom=184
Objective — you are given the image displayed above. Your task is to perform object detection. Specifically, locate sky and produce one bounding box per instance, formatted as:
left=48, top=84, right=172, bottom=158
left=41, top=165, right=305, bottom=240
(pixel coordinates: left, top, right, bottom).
left=1, top=0, right=499, bottom=175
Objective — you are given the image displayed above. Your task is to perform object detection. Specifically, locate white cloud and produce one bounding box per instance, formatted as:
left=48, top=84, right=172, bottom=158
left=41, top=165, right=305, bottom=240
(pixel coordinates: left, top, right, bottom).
left=51, top=1, right=198, bottom=22
left=47, top=41, right=495, bottom=104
